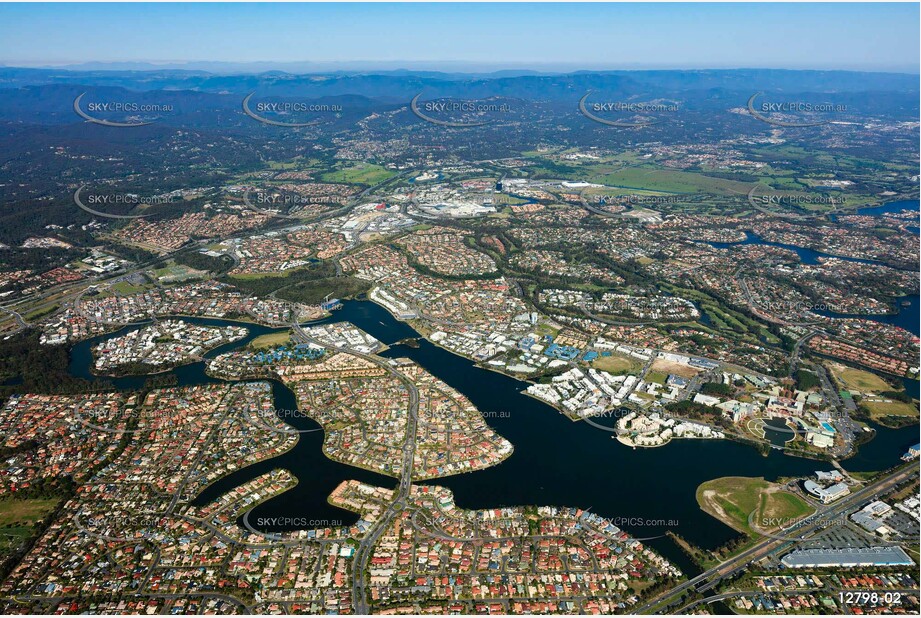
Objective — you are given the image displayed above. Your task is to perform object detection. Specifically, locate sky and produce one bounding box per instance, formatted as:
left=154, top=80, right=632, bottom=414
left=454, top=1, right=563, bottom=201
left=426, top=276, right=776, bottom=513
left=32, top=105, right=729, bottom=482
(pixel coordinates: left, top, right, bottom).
left=0, top=2, right=918, bottom=73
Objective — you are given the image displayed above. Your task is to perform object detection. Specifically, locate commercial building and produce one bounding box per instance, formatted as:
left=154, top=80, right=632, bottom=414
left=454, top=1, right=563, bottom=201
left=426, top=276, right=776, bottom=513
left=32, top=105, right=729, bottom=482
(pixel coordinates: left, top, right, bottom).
left=804, top=480, right=850, bottom=504
left=781, top=546, right=914, bottom=568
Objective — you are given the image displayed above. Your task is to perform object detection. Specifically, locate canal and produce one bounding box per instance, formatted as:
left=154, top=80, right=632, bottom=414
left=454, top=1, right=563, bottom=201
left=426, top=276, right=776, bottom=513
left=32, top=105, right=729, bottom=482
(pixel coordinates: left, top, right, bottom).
left=67, top=300, right=919, bottom=575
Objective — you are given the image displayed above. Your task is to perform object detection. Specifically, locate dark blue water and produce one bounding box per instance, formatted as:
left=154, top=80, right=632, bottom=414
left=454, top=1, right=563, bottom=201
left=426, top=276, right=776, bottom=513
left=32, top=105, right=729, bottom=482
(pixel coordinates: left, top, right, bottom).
left=815, top=294, right=919, bottom=337
left=763, top=418, right=796, bottom=447
left=41, top=197, right=921, bottom=579
left=833, top=201, right=919, bottom=397
left=68, top=316, right=283, bottom=389
left=66, top=302, right=920, bottom=572
left=813, top=294, right=920, bottom=399
left=707, top=202, right=919, bottom=399
left=707, top=232, right=882, bottom=267
left=690, top=301, right=714, bottom=327
left=67, top=316, right=397, bottom=528
left=710, top=199, right=920, bottom=267
left=855, top=200, right=920, bottom=217
left=192, top=379, right=397, bottom=528
left=328, top=302, right=918, bottom=549
left=825, top=199, right=920, bottom=224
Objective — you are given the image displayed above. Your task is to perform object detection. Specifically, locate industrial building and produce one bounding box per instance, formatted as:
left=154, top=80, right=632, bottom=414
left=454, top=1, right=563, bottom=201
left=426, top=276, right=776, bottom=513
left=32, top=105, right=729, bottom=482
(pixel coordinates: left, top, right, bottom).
left=781, top=546, right=914, bottom=568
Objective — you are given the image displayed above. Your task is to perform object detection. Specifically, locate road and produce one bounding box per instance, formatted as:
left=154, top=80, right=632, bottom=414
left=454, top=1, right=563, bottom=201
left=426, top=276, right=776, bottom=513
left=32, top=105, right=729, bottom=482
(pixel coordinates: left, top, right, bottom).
left=0, top=305, right=27, bottom=335
left=788, top=330, right=818, bottom=378
left=1, top=168, right=406, bottom=338
left=634, top=463, right=918, bottom=614
left=290, top=321, right=420, bottom=615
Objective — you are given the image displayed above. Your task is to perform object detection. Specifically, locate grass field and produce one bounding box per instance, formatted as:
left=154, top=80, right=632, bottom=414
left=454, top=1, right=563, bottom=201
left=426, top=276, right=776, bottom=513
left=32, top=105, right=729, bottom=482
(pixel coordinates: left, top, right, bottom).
left=228, top=269, right=301, bottom=281
left=584, top=165, right=752, bottom=196
left=583, top=186, right=675, bottom=199
left=22, top=304, right=59, bottom=322
left=534, top=323, right=561, bottom=338
left=248, top=331, right=292, bottom=350
left=322, top=163, right=394, bottom=185
left=276, top=275, right=371, bottom=305
left=829, top=362, right=892, bottom=394
left=862, top=399, right=919, bottom=420
left=0, top=497, right=60, bottom=527
left=264, top=158, right=323, bottom=171
left=0, top=526, right=32, bottom=553
left=109, top=281, right=151, bottom=295
left=149, top=264, right=205, bottom=282
left=696, top=476, right=814, bottom=537
left=591, top=354, right=642, bottom=376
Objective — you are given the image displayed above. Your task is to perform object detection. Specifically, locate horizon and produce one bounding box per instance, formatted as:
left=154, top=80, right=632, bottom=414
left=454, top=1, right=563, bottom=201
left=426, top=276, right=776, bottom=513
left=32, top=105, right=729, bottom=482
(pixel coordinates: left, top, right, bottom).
left=3, top=61, right=920, bottom=77
left=1, top=2, right=918, bottom=73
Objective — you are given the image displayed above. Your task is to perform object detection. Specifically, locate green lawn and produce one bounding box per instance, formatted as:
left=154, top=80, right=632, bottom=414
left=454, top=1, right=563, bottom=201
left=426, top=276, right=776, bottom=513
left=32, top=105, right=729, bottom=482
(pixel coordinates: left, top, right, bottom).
left=0, top=497, right=61, bottom=527
left=585, top=166, right=752, bottom=195
left=248, top=331, right=292, bottom=350
left=591, top=354, right=642, bottom=376
left=696, top=476, right=814, bottom=537
left=322, top=163, right=395, bottom=185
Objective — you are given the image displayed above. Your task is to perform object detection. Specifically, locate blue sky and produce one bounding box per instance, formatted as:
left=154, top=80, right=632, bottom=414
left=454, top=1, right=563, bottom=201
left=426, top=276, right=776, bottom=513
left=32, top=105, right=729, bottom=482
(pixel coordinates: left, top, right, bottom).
left=1, top=2, right=918, bottom=72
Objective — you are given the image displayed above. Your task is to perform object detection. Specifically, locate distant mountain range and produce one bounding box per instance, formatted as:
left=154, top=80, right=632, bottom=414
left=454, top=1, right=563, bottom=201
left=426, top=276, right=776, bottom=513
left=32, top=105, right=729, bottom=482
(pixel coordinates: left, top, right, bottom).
left=0, top=67, right=917, bottom=126
left=1, top=66, right=917, bottom=94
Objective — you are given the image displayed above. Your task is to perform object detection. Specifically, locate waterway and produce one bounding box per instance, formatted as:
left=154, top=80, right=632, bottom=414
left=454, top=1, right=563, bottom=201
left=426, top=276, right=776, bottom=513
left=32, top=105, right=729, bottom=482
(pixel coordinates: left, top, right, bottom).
left=705, top=200, right=920, bottom=397
left=707, top=231, right=884, bottom=267
left=710, top=199, right=920, bottom=269
left=762, top=418, right=796, bottom=447
left=854, top=200, right=918, bottom=218
left=814, top=294, right=919, bottom=341
left=65, top=301, right=920, bottom=576
left=68, top=316, right=398, bottom=528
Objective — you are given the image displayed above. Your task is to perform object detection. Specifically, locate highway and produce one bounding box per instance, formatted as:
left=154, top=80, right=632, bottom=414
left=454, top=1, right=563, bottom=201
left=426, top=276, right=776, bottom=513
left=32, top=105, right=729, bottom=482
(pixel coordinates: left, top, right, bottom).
left=634, top=463, right=918, bottom=614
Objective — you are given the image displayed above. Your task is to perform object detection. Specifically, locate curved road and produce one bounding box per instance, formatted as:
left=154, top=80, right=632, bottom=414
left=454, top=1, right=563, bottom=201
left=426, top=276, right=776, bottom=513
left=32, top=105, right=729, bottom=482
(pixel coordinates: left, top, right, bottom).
left=290, top=321, right=420, bottom=615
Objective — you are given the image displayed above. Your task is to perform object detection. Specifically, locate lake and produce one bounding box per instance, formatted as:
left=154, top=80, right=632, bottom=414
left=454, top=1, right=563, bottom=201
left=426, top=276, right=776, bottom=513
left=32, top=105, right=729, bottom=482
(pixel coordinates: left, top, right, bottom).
left=66, top=301, right=920, bottom=574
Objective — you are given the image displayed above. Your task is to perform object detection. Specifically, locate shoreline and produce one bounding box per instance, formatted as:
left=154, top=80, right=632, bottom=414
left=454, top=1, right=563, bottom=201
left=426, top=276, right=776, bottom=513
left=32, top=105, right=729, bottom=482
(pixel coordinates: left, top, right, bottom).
left=361, top=294, right=867, bottom=461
